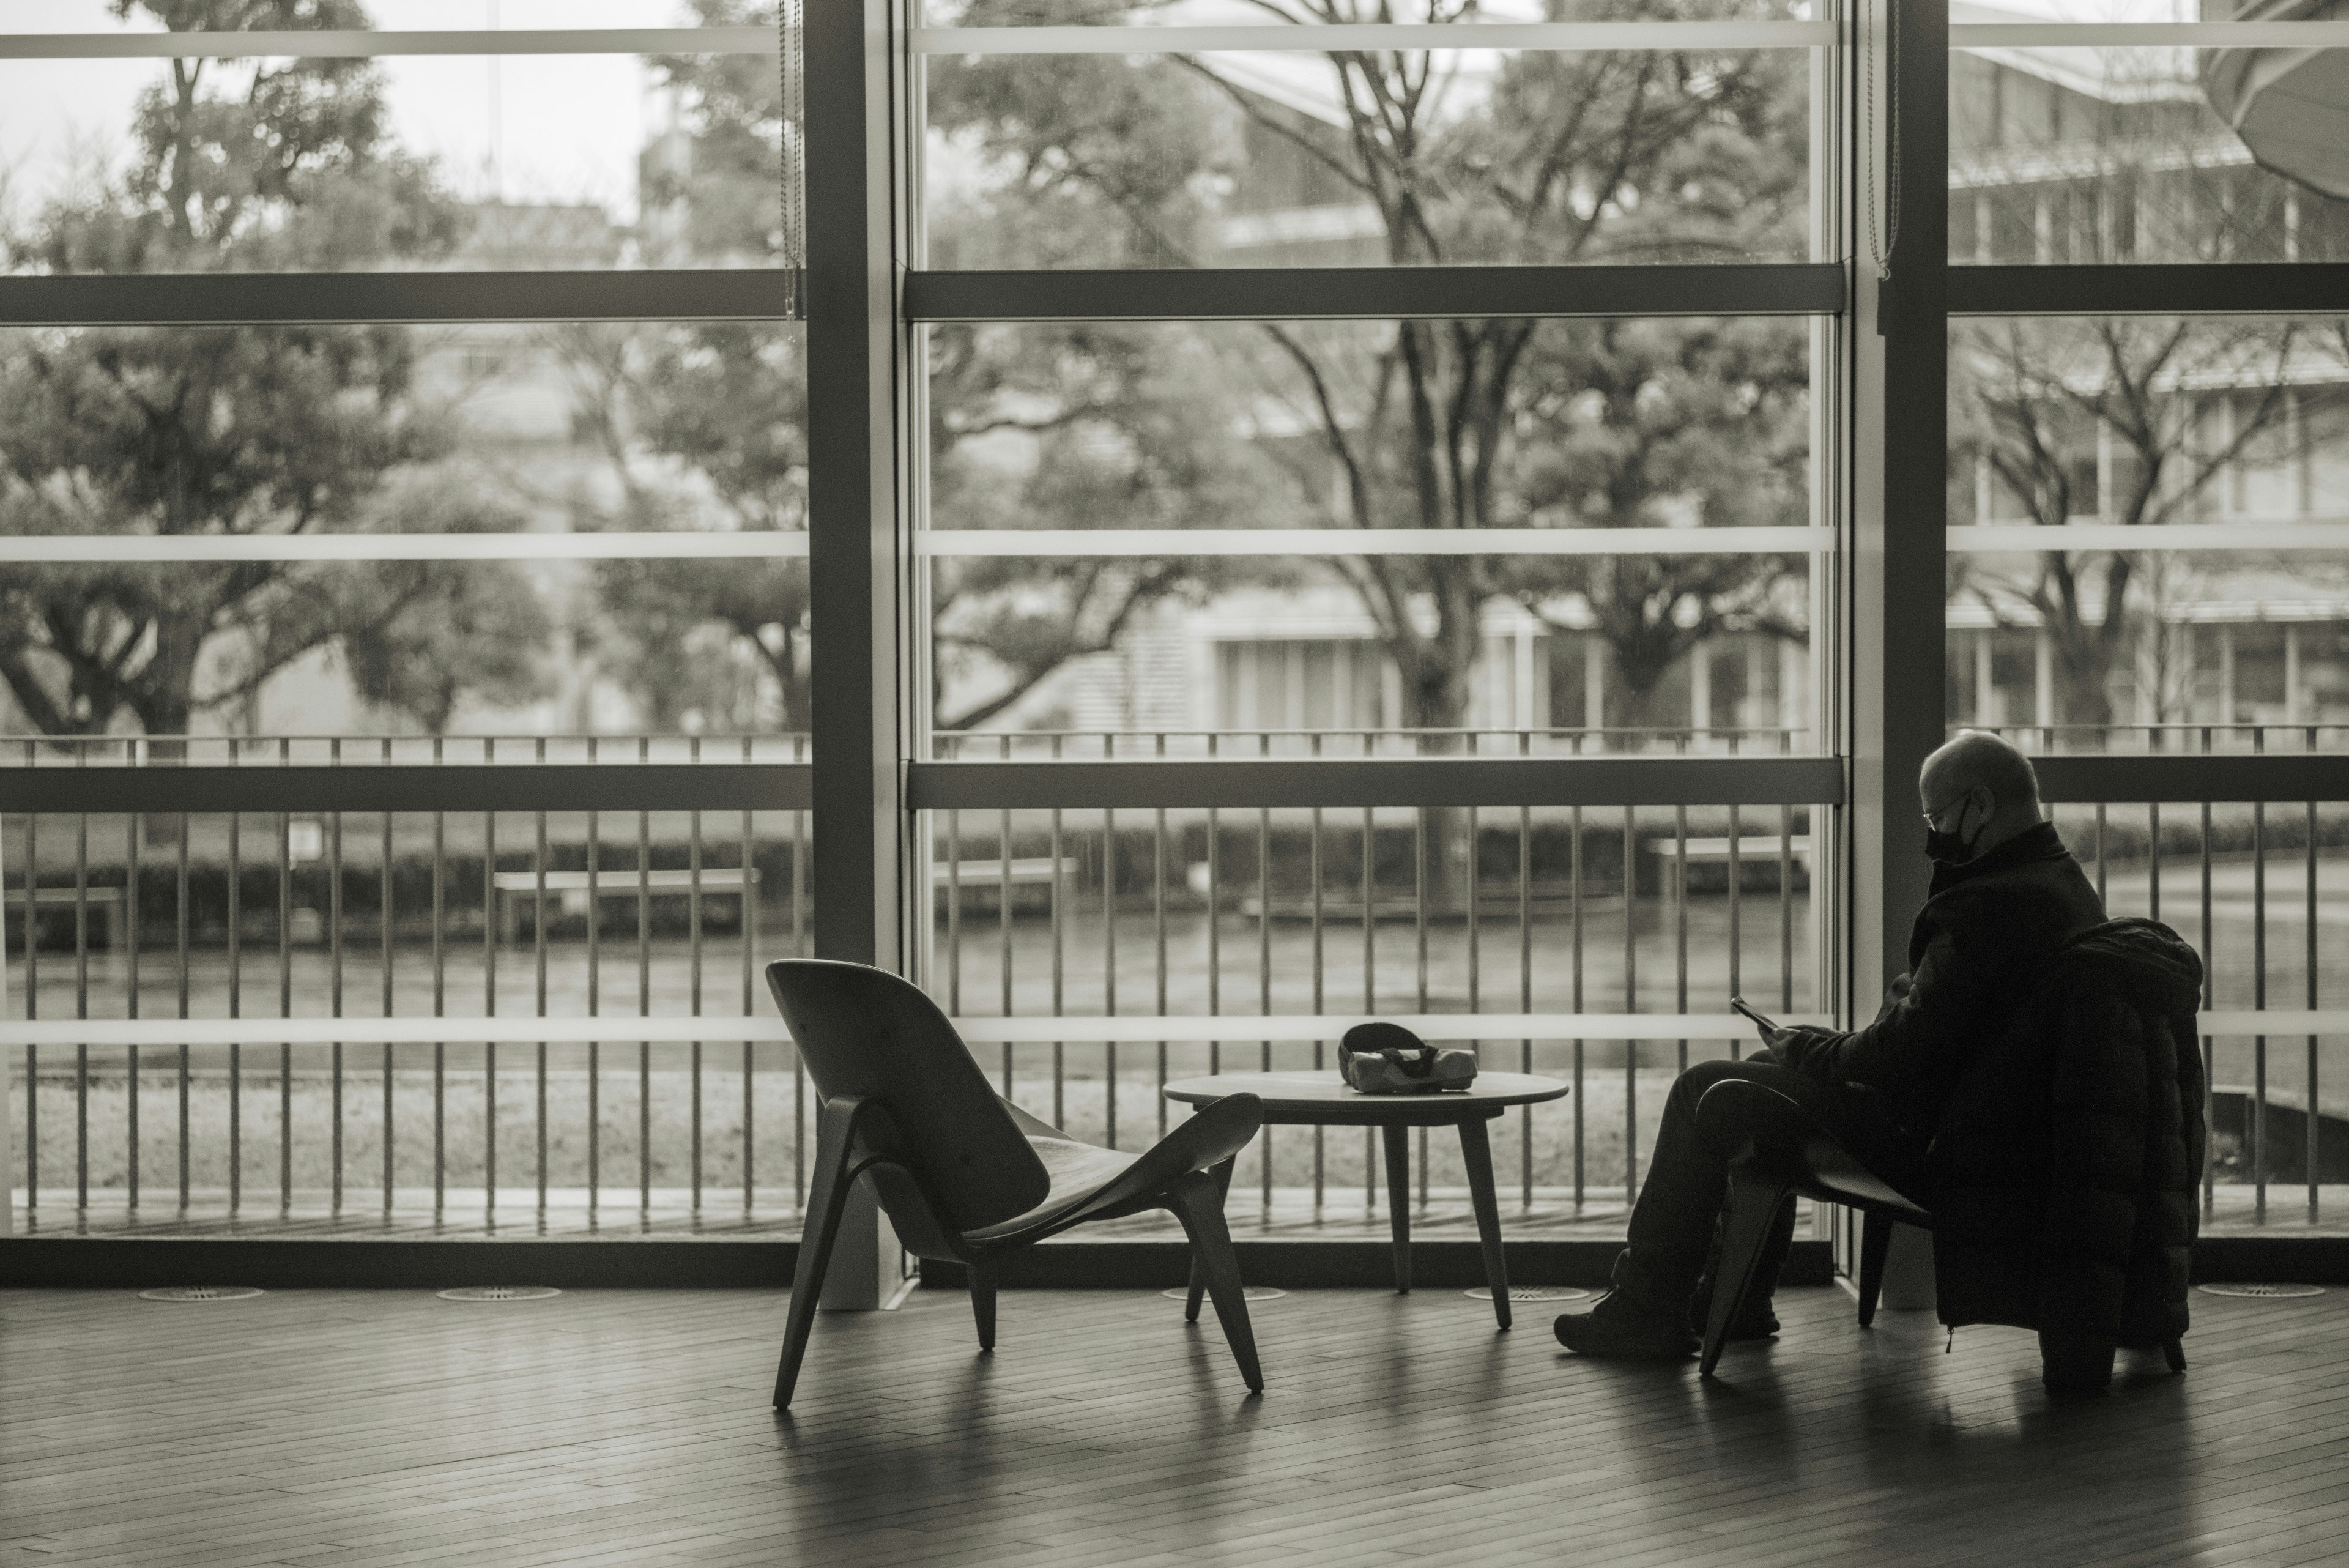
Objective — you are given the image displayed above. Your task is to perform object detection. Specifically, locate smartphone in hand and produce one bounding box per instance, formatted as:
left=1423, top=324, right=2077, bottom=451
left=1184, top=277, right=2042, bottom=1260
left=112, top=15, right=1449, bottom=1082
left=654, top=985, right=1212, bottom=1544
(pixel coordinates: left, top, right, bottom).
left=1729, top=996, right=1778, bottom=1038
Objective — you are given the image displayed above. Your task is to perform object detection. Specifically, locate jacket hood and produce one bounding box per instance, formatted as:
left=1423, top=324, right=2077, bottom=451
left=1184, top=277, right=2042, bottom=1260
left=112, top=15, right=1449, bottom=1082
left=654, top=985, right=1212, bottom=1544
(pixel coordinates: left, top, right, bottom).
left=2052, top=918, right=2204, bottom=1013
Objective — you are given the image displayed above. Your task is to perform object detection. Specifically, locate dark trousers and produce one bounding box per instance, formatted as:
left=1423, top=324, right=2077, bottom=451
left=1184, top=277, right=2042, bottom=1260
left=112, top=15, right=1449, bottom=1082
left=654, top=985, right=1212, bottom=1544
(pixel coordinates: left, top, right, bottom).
left=1616, top=1058, right=1929, bottom=1317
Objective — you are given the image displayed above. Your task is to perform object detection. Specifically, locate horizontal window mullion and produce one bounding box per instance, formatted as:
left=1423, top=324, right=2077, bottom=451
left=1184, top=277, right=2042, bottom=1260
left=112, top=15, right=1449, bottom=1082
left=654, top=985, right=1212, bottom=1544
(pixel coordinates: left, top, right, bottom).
left=9, top=532, right=810, bottom=565
left=0, top=28, right=777, bottom=59
left=914, top=21, right=1836, bottom=54
left=0, top=270, right=800, bottom=327
left=1949, top=20, right=2349, bottom=46
left=0, top=764, right=811, bottom=815
left=1948, top=265, right=2349, bottom=319
left=2034, top=756, right=2349, bottom=806
left=907, top=757, right=1844, bottom=811
left=925, top=526, right=1828, bottom=557
left=904, top=266, right=1847, bottom=323
left=1950, top=523, right=2349, bottom=553
left=11, top=526, right=1828, bottom=563
left=13, top=1008, right=2342, bottom=1050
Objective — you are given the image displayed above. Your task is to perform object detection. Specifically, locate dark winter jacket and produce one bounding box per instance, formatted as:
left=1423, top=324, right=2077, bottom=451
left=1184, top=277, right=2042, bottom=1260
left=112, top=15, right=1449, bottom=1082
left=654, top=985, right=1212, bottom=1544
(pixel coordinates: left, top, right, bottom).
left=1776, top=821, right=2107, bottom=1135
left=1928, top=918, right=2206, bottom=1347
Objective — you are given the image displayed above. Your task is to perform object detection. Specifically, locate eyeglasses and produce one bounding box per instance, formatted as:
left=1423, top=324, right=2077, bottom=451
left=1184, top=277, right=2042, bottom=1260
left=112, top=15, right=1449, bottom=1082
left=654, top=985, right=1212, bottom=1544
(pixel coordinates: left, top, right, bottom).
left=1920, top=793, right=1970, bottom=830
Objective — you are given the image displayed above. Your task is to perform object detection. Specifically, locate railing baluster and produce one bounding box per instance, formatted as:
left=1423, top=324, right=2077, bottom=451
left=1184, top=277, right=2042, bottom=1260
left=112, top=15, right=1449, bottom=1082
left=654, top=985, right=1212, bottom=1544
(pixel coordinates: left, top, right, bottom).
left=226, top=793, right=241, bottom=1218
left=484, top=801, right=497, bottom=1225
left=2200, top=797, right=2214, bottom=1223
left=2254, top=788, right=2268, bottom=1226
left=1155, top=776, right=1169, bottom=1143
left=1779, top=800, right=1794, bottom=1014
left=382, top=765, right=396, bottom=1221
left=178, top=810, right=191, bottom=1213
left=756, top=736, right=768, bottom=1214
left=1727, top=790, right=1742, bottom=1063
left=1104, top=803, right=1117, bottom=1153
left=534, top=792, right=549, bottom=1219
left=1051, top=735, right=1065, bottom=1131
left=946, top=804, right=962, bottom=1019
left=329, top=787, right=344, bottom=1213
left=587, top=738, right=601, bottom=1221
left=1674, top=800, right=1688, bottom=1076
left=1414, top=804, right=1427, bottom=1211
left=2147, top=801, right=2161, bottom=924
left=2093, top=800, right=2108, bottom=907
left=2306, top=792, right=2320, bottom=1224
left=1208, top=734, right=1221, bottom=1080
left=1259, top=735, right=1272, bottom=1211
left=1001, top=733, right=1014, bottom=1100
left=638, top=744, right=652, bottom=1221
left=689, top=738, right=704, bottom=1216
left=432, top=741, right=446, bottom=1221
left=1312, top=732, right=1327, bottom=1209
left=75, top=808, right=89, bottom=1217
left=1518, top=772, right=1532, bottom=1208
left=1363, top=801, right=1375, bottom=1212
left=1571, top=799, right=1584, bottom=1209
left=128, top=811, right=141, bottom=1212
left=21, top=813, right=34, bottom=1221
left=1624, top=805, right=1638, bottom=1206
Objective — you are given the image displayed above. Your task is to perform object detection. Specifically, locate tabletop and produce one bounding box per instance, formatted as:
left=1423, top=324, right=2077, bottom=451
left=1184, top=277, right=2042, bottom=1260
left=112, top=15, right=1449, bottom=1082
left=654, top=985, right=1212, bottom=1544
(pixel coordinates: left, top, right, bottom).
left=1162, top=1069, right=1570, bottom=1120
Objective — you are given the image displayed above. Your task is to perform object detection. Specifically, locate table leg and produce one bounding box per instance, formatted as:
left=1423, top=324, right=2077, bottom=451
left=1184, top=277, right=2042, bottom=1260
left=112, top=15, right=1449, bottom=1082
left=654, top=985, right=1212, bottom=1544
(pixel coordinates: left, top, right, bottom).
left=1184, top=1156, right=1238, bottom=1322
left=1381, top=1123, right=1412, bottom=1294
left=1458, top=1115, right=1510, bottom=1329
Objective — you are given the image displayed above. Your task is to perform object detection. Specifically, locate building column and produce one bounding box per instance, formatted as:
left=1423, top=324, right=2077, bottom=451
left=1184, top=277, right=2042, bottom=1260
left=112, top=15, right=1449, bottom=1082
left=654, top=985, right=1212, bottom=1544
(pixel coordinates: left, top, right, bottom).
left=805, top=0, right=914, bottom=1310
left=1844, top=0, right=1946, bottom=1296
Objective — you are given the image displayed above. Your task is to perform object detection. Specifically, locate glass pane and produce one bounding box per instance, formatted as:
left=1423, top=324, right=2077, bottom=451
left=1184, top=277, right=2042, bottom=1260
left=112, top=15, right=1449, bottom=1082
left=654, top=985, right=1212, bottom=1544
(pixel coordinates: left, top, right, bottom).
left=1948, top=316, right=2349, bottom=751
left=924, top=317, right=1826, bottom=754
left=924, top=43, right=1814, bottom=267
left=1949, top=40, right=2349, bottom=264
left=0, top=318, right=806, bottom=746
left=1, top=20, right=790, bottom=272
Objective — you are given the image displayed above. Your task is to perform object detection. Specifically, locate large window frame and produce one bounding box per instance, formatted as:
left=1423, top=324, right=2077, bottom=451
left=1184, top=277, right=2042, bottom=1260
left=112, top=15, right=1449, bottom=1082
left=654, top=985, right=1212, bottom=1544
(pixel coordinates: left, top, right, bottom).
left=10, top=2, right=2349, bottom=1239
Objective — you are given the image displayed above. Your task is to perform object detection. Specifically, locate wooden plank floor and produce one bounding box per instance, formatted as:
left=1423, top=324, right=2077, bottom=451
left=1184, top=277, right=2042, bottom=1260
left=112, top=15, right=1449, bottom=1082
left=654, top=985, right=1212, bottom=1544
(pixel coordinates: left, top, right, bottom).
left=4, top=1282, right=2347, bottom=1568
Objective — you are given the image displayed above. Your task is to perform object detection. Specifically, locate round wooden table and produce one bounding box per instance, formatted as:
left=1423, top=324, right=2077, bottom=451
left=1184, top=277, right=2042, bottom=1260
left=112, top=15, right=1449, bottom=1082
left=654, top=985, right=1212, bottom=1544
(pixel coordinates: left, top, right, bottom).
left=1162, top=1071, right=1570, bottom=1328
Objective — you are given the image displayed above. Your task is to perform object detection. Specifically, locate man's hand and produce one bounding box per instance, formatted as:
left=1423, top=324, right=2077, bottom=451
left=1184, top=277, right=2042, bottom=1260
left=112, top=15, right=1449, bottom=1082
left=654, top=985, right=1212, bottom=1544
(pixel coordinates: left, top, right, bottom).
left=1765, top=1025, right=1841, bottom=1076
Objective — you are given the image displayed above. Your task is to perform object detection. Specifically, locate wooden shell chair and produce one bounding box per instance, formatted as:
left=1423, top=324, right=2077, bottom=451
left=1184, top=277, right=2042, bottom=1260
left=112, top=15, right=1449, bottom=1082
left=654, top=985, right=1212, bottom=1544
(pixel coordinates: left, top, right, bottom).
left=765, top=958, right=1268, bottom=1408
left=1694, top=1077, right=2186, bottom=1381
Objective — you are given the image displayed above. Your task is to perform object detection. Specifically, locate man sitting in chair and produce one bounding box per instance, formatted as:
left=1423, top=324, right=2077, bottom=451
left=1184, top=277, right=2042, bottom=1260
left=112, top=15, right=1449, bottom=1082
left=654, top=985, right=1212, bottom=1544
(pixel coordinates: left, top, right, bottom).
left=1556, top=730, right=2107, bottom=1359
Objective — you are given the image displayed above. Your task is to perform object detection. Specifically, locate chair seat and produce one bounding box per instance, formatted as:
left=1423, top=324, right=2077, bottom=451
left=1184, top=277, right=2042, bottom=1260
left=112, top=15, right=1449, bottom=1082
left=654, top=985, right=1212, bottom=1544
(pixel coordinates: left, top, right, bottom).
left=1789, top=1135, right=1934, bottom=1225
left=960, top=1136, right=1143, bottom=1246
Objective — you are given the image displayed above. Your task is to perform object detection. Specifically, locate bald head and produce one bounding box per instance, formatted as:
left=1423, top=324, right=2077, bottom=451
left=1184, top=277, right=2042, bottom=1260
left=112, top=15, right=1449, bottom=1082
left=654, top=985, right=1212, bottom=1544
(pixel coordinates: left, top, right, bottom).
left=1919, top=730, right=2043, bottom=862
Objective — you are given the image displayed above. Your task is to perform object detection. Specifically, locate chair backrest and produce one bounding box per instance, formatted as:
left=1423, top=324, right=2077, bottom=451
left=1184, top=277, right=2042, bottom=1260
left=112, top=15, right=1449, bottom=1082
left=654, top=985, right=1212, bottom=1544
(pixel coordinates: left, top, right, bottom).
left=765, top=958, right=1050, bottom=1232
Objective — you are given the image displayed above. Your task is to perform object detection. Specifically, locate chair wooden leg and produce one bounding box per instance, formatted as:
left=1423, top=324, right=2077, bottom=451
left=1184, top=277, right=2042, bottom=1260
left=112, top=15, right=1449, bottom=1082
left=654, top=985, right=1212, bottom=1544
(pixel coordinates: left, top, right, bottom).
left=1168, top=1169, right=1264, bottom=1393
left=1857, top=1209, right=1895, bottom=1329
left=1458, top=1115, right=1511, bottom=1330
left=1701, top=1164, right=1793, bottom=1380
left=1185, top=1157, right=1236, bottom=1323
left=2163, top=1337, right=2187, bottom=1373
left=970, top=1261, right=997, bottom=1352
left=774, top=1095, right=869, bottom=1409
left=1381, top=1123, right=1413, bottom=1294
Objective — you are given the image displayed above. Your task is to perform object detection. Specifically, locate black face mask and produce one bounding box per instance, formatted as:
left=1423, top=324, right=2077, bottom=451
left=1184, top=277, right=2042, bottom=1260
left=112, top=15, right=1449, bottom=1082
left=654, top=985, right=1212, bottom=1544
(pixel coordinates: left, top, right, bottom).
left=1923, top=801, right=1979, bottom=866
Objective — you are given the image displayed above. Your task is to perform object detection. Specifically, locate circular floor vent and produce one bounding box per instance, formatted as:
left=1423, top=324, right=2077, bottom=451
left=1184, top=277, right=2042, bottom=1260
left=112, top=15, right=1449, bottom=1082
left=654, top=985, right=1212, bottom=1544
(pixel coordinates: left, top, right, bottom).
left=2196, top=1282, right=2325, bottom=1299
left=138, top=1286, right=264, bottom=1302
left=437, top=1285, right=563, bottom=1302
left=1467, top=1287, right=1590, bottom=1304
left=1158, top=1286, right=1286, bottom=1302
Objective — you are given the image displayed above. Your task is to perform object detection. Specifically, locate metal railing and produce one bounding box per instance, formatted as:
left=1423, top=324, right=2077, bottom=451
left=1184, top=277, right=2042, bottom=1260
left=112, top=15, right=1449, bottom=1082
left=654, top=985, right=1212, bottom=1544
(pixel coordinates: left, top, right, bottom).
left=12, top=727, right=2344, bottom=1236
left=6, top=736, right=814, bottom=1232
left=1983, top=723, right=2349, bottom=756
left=6, top=726, right=1842, bottom=1233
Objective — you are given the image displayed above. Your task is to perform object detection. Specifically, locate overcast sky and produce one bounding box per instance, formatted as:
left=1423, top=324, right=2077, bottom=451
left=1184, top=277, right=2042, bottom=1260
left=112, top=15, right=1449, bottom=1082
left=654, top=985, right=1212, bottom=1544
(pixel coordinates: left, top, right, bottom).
left=0, top=2, right=685, bottom=226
